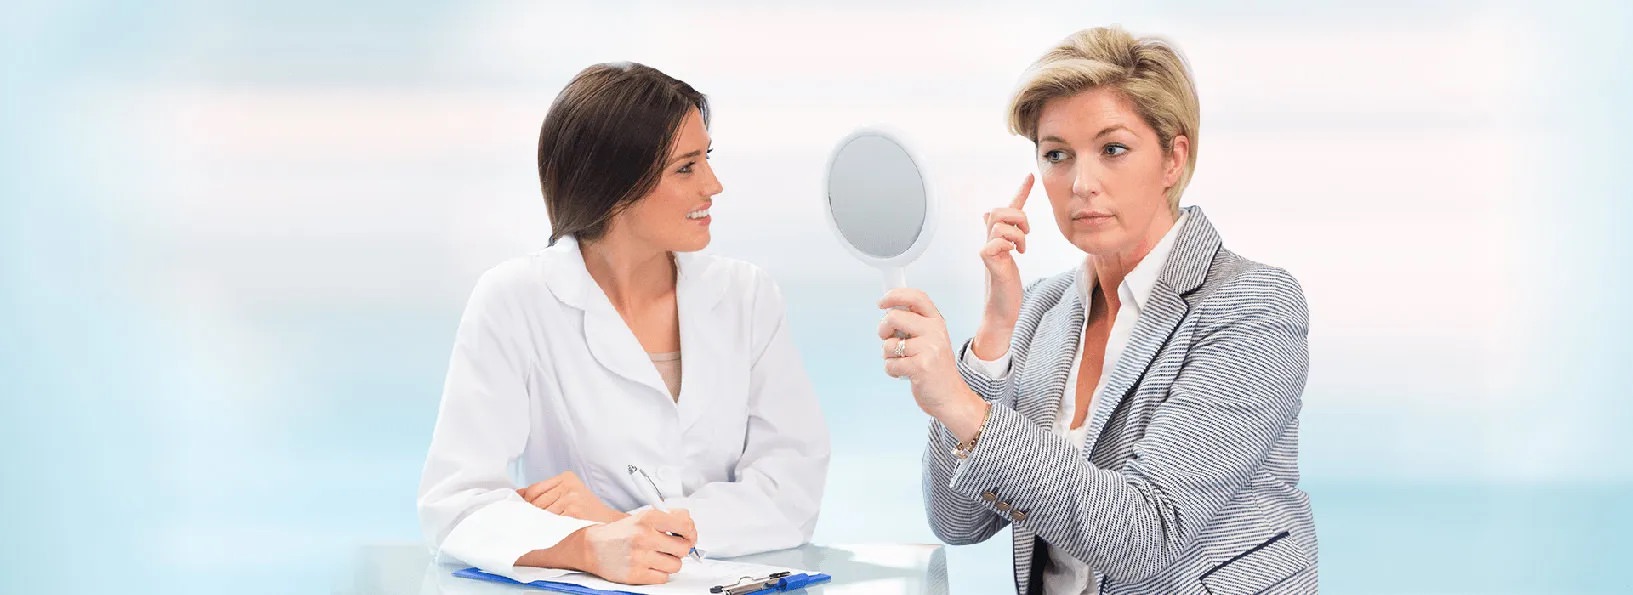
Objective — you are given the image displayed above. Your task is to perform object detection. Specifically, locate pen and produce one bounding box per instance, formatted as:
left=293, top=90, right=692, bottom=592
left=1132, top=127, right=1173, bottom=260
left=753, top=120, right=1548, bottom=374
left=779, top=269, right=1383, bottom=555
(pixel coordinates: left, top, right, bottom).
left=626, top=465, right=702, bottom=560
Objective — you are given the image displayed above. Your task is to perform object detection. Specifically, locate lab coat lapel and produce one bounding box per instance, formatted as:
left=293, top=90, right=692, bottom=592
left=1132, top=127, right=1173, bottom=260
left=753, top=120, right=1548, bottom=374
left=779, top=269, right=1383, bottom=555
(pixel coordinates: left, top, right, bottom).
left=673, top=249, right=729, bottom=435
left=542, top=237, right=672, bottom=399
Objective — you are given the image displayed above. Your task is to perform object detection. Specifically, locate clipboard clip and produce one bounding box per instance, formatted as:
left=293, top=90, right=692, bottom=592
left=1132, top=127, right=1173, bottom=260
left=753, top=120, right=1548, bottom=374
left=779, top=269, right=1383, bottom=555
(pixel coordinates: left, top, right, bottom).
left=710, top=571, right=791, bottom=594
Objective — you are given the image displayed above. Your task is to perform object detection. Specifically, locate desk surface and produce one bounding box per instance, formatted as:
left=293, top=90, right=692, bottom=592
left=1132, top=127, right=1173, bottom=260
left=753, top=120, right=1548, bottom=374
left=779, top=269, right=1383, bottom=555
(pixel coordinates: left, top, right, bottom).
left=343, top=543, right=949, bottom=595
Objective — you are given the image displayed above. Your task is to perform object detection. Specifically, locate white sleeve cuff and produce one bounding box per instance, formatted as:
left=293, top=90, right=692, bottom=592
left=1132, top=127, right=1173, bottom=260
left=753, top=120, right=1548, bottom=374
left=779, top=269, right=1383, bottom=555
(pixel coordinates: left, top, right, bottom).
left=961, top=343, right=1013, bottom=380
left=438, top=498, right=597, bottom=579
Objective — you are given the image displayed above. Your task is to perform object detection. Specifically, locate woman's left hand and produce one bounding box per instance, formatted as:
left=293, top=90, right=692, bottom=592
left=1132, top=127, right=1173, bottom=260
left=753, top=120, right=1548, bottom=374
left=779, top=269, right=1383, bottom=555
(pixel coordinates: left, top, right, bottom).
left=519, top=471, right=630, bottom=523
left=878, top=288, right=989, bottom=440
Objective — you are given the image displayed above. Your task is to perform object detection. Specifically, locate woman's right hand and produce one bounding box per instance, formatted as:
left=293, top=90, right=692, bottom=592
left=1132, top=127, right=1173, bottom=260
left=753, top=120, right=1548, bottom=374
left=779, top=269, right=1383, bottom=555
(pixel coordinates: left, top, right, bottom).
left=581, top=509, right=696, bottom=584
left=526, top=508, right=697, bottom=584
left=972, top=174, right=1034, bottom=360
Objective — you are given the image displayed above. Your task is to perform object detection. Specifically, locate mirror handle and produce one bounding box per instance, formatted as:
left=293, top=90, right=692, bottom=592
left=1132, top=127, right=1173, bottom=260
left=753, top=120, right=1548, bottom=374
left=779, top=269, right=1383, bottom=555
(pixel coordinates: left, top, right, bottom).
left=882, top=267, right=911, bottom=339
left=882, top=266, right=907, bottom=291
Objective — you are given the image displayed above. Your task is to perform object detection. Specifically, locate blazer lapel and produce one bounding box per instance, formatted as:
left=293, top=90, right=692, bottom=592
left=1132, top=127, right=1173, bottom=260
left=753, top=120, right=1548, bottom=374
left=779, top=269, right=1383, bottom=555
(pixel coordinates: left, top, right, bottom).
left=1018, top=282, right=1085, bottom=429
left=1081, top=206, right=1221, bottom=454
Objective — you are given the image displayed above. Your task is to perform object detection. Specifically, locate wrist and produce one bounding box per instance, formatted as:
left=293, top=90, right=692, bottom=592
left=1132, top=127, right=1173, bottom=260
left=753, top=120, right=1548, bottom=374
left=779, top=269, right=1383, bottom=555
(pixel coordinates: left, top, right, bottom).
left=939, top=388, right=991, bottom=443
left=559, top=526, right=593, bottom=573
left=519, top=526, right=592, bottom=572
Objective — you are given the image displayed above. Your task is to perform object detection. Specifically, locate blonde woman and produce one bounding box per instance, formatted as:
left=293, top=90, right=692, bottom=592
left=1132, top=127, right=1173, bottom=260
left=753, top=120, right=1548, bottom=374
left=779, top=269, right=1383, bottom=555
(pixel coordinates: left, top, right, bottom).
left=877, top=27, right=1317, bottom=594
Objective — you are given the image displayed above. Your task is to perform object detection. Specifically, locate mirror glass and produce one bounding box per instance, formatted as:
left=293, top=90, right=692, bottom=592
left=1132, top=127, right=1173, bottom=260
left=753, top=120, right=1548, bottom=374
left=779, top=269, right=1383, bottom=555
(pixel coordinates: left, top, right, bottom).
left=825, top=132, right=930, bottom=262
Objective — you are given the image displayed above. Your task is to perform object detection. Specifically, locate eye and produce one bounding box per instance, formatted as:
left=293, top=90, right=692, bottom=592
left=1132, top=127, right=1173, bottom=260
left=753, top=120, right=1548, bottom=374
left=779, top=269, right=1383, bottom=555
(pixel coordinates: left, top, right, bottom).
left=1102, top=143, right=1129, bottom=157
left=677, top=161, right=695, bottom=174
left=1042, top=149, right=1069, bottom=163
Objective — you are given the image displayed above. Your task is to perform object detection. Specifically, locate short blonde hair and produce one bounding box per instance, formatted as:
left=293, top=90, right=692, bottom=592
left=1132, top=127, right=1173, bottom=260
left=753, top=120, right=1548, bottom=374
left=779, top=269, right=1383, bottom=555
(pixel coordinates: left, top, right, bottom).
left=1008, top=26, right=1201, bottom=211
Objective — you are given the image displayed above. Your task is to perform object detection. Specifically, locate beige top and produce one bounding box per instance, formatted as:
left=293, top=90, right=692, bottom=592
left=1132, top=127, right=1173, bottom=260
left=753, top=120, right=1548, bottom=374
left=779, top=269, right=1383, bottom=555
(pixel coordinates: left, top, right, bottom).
left=649, top=351, right=682, bottom=401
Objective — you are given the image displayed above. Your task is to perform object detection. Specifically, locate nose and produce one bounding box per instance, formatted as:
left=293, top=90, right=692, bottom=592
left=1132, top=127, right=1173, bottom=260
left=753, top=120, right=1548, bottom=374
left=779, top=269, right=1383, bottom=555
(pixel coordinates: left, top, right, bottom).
left=702, top=160, right=724, bottom=197
left=1071, top=158, right=1101, bottom=199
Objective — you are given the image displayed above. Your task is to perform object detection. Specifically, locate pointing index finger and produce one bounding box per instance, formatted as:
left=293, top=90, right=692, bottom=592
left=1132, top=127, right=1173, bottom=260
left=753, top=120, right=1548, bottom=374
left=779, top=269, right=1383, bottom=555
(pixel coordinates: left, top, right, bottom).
left=1008, top=173, right=1035, bottom=210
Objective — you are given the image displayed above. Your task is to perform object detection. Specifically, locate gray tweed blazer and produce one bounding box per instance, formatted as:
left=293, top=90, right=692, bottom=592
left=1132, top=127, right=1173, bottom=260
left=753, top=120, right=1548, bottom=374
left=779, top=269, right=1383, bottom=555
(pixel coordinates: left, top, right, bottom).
left=923, top=206, right=1318, bottom=594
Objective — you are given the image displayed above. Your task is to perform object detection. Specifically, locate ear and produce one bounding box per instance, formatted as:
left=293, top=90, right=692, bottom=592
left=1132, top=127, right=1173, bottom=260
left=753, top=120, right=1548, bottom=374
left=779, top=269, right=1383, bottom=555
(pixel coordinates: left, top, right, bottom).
left=1163, top=135, right=1190, bottom=188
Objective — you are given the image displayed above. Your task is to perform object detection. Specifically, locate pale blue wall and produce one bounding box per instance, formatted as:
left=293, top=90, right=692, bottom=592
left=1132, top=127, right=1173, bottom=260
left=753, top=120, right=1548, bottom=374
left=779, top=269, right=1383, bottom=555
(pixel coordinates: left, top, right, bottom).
left=3, top=1, right=1630, bottom=592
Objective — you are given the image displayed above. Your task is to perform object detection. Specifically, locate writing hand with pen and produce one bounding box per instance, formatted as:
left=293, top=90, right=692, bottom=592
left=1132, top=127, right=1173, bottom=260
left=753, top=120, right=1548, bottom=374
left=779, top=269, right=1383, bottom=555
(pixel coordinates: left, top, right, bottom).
left=515, top=469, right=699, bottom=585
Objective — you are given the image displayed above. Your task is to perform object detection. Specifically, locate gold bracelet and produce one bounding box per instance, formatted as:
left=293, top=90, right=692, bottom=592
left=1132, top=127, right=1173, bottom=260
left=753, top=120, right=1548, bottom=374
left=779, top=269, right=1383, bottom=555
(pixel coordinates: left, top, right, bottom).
left=952, top=403, right=992, bottom=460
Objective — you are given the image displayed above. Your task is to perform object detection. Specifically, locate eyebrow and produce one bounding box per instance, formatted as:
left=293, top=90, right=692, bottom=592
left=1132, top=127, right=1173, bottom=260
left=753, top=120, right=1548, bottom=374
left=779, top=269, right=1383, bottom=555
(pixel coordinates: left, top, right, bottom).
left=1037, top=126, right=1133, bottom=145
left=668, top=143, right=713, bottom=166
left=1095, top=125, right=1132, bottom=139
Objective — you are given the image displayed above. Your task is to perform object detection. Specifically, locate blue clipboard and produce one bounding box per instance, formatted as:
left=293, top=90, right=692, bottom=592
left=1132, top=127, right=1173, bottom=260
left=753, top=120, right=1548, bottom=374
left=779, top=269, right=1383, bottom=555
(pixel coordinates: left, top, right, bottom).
left=453, top=567, right=833, bottom=594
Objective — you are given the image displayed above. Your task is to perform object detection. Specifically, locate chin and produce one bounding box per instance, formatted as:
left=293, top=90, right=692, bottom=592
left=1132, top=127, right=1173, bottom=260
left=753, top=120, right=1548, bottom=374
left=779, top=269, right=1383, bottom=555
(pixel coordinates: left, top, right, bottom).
left=671, top=233, right=710, bottom=253
left=1070, top=230, right=1129, bottom=257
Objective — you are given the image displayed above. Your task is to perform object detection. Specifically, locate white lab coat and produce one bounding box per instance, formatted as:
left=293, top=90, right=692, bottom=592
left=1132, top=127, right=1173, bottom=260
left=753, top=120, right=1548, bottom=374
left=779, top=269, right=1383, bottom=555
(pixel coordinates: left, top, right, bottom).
left=417, top=236, right=830, bottom=574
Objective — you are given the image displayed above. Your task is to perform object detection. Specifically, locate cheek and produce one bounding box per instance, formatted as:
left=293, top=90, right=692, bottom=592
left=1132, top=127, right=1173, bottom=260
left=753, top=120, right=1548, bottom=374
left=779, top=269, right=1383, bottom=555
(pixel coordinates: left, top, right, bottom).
left=1041, top=165, right=1075, bottom=196
left=618, top=201, right=675, bottom=239
left=1040, top=173, right=1075, bottom=227
left=625, top=200, right=663, bottom=229
left=1114, top=182, right=1167, bottom=232
left=1103, top=160, right=1164, bottom=213
left=1040, top=166, right=1072, bottom=193
left=636, top=188, right=685, bottom=222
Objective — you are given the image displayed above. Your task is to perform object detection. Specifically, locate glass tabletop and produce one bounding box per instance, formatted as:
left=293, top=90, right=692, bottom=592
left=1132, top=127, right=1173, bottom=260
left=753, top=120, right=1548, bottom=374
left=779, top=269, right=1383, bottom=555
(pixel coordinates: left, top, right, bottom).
left=341, top=543, right=949, bottom=595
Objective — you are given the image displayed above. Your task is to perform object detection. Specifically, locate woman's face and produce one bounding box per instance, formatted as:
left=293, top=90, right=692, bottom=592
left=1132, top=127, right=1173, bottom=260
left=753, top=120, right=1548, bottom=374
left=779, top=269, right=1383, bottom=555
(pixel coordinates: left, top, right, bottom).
left=610, top=108, right=722, bottom=253
left=1034, top=87, right=1188, bottom=259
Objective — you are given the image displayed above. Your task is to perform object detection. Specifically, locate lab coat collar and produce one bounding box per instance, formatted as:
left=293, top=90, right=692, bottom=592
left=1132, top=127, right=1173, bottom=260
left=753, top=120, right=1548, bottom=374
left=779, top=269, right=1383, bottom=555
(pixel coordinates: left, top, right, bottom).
left=540, top=236, right=731, bottom=410
left=540, top=236, right=729, bottom=314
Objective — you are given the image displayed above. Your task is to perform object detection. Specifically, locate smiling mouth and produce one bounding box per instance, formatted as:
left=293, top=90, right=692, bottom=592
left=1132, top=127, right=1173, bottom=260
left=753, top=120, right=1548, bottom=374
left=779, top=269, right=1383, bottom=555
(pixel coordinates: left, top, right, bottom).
left=686, top=208, right=710, bottom=220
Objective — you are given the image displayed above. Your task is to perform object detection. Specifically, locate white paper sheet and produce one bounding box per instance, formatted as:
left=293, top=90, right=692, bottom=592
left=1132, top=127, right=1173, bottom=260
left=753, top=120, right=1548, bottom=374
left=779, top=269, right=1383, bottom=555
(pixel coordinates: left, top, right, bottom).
left=486, top=557, right=811, bottom=595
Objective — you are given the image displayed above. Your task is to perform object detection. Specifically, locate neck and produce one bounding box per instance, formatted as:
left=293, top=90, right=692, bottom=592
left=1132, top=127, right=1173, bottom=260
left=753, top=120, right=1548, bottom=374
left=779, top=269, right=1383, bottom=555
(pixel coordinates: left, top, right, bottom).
left=579, top=229, right=675, bottom=312
left=1088, top=209, right=1177, bottom=299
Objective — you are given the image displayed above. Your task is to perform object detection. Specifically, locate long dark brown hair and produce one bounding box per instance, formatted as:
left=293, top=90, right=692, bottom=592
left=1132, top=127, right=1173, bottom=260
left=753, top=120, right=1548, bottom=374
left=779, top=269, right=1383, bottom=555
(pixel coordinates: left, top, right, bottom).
left=537, top=62, right=710, bottom=245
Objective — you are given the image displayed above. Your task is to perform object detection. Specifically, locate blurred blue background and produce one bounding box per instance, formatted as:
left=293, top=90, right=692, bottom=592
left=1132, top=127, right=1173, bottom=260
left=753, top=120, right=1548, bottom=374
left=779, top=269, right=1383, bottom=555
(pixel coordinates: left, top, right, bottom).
left=4, top=1, right=1631, bottom=593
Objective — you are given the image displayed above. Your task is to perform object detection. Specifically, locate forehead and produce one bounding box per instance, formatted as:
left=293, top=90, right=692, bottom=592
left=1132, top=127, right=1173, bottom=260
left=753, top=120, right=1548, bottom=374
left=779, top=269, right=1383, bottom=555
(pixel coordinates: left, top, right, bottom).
left=670, top=108, right=710, bottom=149
left=1036, top=87, right=1149, bottom=141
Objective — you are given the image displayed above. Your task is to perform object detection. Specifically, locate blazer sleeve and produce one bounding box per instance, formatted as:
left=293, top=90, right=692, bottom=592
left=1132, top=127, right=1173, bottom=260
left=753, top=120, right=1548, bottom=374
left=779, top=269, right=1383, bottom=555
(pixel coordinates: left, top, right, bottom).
left=921, top=277, right=1047, bottom=546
